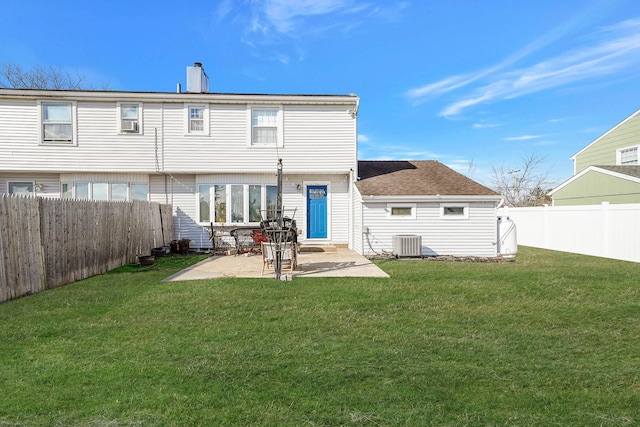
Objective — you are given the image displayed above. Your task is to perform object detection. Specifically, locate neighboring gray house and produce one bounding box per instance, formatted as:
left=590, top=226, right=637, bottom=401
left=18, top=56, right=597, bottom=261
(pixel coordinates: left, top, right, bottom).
left=353, top=161, right=502, bottom=257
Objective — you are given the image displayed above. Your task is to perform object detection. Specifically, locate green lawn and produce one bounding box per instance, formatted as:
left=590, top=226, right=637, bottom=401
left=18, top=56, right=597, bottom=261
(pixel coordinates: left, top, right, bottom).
left=1, top=247, right=638, bottom=426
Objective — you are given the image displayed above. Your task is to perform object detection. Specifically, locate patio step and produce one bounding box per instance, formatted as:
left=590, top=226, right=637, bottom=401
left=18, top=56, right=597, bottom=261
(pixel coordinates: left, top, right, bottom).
left=299, top=244, right=337, bottom=253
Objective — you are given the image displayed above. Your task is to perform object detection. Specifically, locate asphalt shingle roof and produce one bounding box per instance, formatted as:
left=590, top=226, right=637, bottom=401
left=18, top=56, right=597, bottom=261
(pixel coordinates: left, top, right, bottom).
left=356, top=160, right=500, bottom=197
left=594, top=165, right=640, bottom=179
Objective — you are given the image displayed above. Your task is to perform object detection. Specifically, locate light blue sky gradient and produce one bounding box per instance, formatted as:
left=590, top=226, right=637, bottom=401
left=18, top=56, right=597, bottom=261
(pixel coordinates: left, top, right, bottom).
left=2, top=0, right=640, bottom=187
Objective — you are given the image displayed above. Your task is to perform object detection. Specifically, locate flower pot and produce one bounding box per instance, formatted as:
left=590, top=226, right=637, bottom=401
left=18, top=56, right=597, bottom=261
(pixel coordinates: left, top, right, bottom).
left=138, top=255, right=155, bottom=266
left=152, top=247, right=166, bottom=257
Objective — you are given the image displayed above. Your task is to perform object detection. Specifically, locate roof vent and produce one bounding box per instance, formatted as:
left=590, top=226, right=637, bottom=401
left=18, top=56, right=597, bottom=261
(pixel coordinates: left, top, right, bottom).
left=186, top=62, right=209, bottom=93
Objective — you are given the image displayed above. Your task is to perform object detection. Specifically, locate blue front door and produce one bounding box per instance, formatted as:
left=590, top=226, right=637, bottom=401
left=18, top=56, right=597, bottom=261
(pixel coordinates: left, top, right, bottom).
left=307, top=185, right=327, bottom=239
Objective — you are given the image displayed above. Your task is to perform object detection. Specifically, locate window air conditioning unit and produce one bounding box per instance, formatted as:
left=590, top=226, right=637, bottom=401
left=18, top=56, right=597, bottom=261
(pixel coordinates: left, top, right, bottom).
left=121, top=120, right=138, bottom=132
left=392, top=235, right=422, bottom=257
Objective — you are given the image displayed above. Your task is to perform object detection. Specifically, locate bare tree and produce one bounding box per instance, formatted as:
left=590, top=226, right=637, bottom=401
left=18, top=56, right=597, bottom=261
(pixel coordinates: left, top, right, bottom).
left=490, top=153, right=553, bottom=207
left=0, top=62, right=91, bottom=90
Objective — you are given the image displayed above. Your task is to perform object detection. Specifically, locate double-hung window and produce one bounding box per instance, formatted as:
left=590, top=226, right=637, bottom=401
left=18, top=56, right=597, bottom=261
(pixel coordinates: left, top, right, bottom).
left=185, top=104, right=209, bottom=135
left=118, top=102, right=142, bottom=133
left=199, top=184, right=278, bottom=224
left=40, top=101, right=75, bottom=144
left=249, top=106, right=283, bottom=147
left=618, top=146, right=639, bottom=165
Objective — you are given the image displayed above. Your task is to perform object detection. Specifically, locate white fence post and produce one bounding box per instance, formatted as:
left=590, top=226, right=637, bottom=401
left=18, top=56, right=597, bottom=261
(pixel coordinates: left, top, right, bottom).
left=602, top=202, right=610, bottom=259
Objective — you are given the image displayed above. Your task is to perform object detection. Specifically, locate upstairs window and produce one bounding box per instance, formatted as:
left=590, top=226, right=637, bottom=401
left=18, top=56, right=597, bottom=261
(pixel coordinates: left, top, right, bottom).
left=184, top=104, right=209, bottom=135
left=249, top=107, right=283, bottom=147
left=619, top=146, right=639, bottom=165
left=118, top=103, right=142, bottom=134
left=40, top=102, right=75, bottom=144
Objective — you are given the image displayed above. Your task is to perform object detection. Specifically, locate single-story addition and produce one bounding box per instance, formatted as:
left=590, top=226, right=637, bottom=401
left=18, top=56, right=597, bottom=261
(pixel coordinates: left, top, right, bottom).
left=352, top=160, right=503, bottom=257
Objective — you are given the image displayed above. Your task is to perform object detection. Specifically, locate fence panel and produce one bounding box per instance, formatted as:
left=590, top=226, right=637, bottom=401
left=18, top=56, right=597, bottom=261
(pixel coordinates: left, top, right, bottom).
left=499, top=203, right=640, bottom=263
left=0, top=195, right=173, bottom=302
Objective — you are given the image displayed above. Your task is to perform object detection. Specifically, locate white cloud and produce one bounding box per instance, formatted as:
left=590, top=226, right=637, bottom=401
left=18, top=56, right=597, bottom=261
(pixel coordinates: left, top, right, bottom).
left=472, top=123, right=500, bottom=129
left=240, top=0, right=407, bottom=44
left=504, top=135, right=543, bottom=141
left=406, top=16, right=640, bottom=117
left=215, top=0, right=234, bottom=24
left=262, top=0, right=349, bottom=34
left=357, top=133, right=370, bottom=143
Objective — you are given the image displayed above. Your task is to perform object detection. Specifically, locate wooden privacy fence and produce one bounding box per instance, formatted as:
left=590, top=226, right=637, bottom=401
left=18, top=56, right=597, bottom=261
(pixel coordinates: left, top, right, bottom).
left=0, top=195, right=173, bottom=302
left=498, top=202, right=640, bottom=263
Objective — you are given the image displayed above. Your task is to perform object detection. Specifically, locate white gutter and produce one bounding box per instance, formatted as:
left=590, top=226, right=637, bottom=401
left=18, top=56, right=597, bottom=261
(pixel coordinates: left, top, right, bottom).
left=361, top=194, right=503, bottom=202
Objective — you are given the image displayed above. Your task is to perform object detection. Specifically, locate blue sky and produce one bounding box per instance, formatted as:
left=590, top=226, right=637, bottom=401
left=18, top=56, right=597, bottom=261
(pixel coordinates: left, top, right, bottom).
left=2, top=0, right=640, bottom=187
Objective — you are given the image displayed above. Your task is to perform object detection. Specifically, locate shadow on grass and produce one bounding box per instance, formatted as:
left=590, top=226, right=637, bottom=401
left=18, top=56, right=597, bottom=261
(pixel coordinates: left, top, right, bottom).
left=107, top=254, right=209, bottom=274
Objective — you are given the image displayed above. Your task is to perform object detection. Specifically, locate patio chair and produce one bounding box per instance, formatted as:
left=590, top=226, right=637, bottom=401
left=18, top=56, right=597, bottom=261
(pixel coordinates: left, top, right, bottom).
left=261, top=242, right=294, bottom=275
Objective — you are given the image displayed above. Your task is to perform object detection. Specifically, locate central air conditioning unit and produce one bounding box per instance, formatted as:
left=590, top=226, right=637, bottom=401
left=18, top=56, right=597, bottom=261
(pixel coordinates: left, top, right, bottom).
left=121, top=120, right=138, bottom=132
left=392, top=235, right=422, bottom=258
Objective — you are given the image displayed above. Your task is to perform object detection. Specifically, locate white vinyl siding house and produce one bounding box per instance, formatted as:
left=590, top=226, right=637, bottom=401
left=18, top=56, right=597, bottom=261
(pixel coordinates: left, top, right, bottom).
left=0, top=85, right=358, bottom=250
left=1, top=74, right=499, bottom=257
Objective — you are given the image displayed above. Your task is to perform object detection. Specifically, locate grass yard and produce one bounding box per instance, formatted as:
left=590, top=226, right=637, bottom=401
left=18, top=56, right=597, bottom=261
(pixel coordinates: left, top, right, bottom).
left=0, top=247, right=639, bottom=426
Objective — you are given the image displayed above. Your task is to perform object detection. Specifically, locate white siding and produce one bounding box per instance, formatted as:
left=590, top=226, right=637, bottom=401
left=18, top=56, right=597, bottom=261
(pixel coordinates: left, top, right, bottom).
left=282, top=106, right=357, bottom=174
left=0, top=100, right=159, bottom=172
left=74, top=101, right=160, bottom=172
left=0, top=100, right=39, bottom=170
left=352, top=187, right=364, bottom=254
left=362, top=201, right=498, bottom=257
left=60, top=172, right=149, bottom=183
left=0, top=91, right=358, bottom=249
left=161, top=104, right=356, bottom=174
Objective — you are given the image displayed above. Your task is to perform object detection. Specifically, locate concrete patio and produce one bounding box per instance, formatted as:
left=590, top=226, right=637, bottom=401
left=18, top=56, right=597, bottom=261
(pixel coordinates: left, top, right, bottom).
left=163, top=247, right=390, bottom=281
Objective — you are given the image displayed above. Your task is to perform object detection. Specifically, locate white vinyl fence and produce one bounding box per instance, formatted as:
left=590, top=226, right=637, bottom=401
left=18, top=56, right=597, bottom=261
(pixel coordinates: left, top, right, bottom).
left=498, top=202, right=640, bottom=263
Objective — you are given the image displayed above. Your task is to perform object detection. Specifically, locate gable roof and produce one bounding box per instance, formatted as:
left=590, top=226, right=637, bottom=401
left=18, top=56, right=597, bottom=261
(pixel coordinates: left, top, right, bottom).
left=570, top=109, right=640, bottom=160
left=549, top=165, right=640, bottom=195
left=356, top=160, right=500, bottom=198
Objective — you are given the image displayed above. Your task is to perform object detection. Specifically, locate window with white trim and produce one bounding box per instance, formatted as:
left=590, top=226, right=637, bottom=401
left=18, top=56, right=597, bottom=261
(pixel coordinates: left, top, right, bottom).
left=185, top=104, right=209, bottom=135
left=387, top=203, right=416, bottom=219
left=249, top=107, right=283, bottom=147
left=8, top=181, right=34, bottom=195
left=440, top=203, right=469, bottom=219
left=118, top=102, right=142, bottom=134
left=39, top=101, right=75, bottom=144
left=199, top=184, right=277, bottom=224
left=618, top=146, right=639, bottom=165
left=60, top=182, right=148, bottom=201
